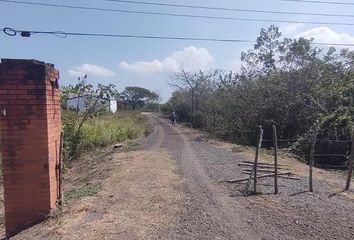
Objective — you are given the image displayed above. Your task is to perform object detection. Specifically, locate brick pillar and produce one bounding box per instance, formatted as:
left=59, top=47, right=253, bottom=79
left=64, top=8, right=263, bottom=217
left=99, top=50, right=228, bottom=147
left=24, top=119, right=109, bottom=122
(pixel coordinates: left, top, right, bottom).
left=0, top=59, right=61, bottom=238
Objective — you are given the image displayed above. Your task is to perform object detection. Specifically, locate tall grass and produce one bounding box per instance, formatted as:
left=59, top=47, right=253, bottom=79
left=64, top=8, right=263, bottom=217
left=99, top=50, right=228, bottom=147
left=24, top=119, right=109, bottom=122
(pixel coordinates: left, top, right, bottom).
left=80, top=113, right=148, bottom=150
left=63, top=111, right=150, bottom=162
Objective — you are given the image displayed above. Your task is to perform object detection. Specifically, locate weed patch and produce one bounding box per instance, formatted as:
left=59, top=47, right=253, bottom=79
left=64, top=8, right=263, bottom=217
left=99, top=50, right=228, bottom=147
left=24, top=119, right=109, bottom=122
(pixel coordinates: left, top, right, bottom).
left=65, top=184, right=101, bottom=201
left=232, top=144, right=254, bottom=153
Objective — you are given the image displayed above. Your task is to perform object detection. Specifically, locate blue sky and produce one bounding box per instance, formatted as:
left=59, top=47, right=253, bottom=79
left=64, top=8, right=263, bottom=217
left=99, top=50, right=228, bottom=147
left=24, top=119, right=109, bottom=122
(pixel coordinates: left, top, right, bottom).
left=1, top=0, right=354, bottom=100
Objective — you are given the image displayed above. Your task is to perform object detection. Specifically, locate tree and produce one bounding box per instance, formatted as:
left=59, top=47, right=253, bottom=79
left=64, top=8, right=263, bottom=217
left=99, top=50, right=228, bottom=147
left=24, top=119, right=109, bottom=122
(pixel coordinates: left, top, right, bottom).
left=165, top=90, right=191, bottom=122
left=164, top=25, right=354, bottom=166
left=168, top=66, right=215, bottom=126
left=241, top=25, right=282, bottom=75
left=121, top=86, right=159, bottom=109
left=61, top=76, right=118, bottom=161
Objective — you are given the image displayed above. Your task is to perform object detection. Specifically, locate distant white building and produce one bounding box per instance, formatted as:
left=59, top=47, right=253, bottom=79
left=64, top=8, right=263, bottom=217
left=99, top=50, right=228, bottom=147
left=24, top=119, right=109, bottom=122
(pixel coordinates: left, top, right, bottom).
left=66, top=95, right=117, bottom=113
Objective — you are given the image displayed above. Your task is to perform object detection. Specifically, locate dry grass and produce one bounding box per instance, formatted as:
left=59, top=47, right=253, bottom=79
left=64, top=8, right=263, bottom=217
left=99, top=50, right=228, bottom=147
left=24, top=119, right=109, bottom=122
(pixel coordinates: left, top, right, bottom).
left=12, top=149, right=184, bottom=240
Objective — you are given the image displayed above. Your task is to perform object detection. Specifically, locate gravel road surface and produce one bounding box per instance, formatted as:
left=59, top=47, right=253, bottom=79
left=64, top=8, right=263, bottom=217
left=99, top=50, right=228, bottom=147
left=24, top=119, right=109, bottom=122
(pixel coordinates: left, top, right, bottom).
left=144, top=113, right=354, bottom=240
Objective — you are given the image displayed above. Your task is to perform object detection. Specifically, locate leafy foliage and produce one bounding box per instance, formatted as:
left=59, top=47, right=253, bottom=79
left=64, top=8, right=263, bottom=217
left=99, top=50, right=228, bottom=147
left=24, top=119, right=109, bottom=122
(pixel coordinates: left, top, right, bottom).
left=121, top=86, right=159, bottom=110
left=61, top=76, right=118, bottom=161
left=164, top=25, right=354, bottom=166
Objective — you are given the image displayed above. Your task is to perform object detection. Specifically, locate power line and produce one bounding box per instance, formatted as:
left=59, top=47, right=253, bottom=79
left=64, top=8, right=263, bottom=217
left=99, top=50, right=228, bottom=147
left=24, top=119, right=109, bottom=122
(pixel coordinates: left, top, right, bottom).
left=3, top=27, right=354, bottom=47
left=273, top=0, right=354, bottom=6
left=2, top=0, right=354, bottom=27
left=84, top=0, right=354, bottom=18
left=2, top=27, right=255, bottom=43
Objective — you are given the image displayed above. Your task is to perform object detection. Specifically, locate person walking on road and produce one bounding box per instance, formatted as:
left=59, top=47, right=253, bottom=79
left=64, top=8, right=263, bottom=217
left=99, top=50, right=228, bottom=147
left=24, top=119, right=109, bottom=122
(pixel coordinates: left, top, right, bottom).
left=170, top=111, right=177, bottom=127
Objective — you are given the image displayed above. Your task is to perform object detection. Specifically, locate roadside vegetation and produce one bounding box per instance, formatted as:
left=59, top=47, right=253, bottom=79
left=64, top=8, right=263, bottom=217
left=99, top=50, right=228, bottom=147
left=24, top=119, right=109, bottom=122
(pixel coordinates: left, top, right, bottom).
left=65, top=184, right=101, bottom=201
left=63, top=111, right=149, bottom=162
left=162, top=25, right=354, bottom=167
left=61, top=76, right=155, bottom=163
left=59, top=78, right=155, bottom=202
left=79, top=113, right=149, bottom=150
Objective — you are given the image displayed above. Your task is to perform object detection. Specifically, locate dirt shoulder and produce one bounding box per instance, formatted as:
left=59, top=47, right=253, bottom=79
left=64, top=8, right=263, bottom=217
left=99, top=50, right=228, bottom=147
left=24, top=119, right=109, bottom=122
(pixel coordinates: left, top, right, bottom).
left=11, top=147, right=185, bottom=240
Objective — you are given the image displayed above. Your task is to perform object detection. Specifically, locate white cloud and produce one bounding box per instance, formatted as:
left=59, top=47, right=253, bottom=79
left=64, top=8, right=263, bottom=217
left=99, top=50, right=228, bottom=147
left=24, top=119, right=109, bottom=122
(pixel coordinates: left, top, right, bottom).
left=69, top=63, right=115, bottom=78
left=228, top=58, right=242, bottom=73
left=296, top=26, right=354, bottom=46
left=118, top=46, right=214, bottom=74
left=118, top=59, right=164, bottom=73
left=280, top=23, right=304, bottom=35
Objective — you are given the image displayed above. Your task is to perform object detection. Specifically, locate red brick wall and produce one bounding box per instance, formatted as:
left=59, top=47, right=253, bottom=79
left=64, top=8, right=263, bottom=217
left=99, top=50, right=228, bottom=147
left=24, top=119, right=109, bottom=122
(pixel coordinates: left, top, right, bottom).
left=45, top=65, right=62, bottom=207
left=0, top=59, right=61, bottom=238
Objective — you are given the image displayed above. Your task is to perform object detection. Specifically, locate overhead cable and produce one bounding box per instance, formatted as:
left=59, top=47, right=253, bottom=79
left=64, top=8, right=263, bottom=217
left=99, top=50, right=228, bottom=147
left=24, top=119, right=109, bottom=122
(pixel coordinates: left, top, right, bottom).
left=2, top=0, right=354, bottom=26
left=3, top=27, right=354, bottom=47
left=273, top=0, right=354, bottom=6
left=96, top=0, right=354, bottom=18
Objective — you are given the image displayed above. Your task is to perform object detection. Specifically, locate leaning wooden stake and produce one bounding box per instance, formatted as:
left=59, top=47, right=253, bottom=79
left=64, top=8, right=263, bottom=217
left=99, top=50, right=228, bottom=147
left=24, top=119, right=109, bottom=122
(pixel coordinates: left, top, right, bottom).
left=241, top=161, right=284, bottom=167
left=309, top=126, right=318, bottom=192
left=238, top=163, right=285, bottom=169
left=273, top=125, right=278, bottom=194
left=227, top=172, right=293, bottom=183
left=345, top=128, right=354, bottom=191
left=254, top=126, right=264, bottom=193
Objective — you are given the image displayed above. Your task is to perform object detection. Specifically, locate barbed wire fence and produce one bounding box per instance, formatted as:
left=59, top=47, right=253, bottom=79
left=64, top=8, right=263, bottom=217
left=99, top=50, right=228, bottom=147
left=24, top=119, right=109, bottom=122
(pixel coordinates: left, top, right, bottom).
left=225, top=125, right=354, bottom=195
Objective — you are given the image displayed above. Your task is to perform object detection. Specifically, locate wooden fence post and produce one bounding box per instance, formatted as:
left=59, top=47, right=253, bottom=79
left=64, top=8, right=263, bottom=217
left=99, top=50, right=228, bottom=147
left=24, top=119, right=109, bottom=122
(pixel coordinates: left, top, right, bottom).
left=58, top=131, right=64, bottom=207
left=309, top=126, right=319, bottom=192
left=273, top=125, right=278, bottom=194
left=345, top=128, right=354, bottom=191
left=254, top=126, right=264, bottom=194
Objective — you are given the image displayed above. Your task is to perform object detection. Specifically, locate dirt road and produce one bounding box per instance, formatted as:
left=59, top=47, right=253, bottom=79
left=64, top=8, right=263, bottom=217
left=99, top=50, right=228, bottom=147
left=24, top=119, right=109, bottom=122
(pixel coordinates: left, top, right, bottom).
left=144, top=113, right=354, bottom=240
left=8, top=113, right=354, bottom=239
left=143, top=114, right=257, bottom=239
